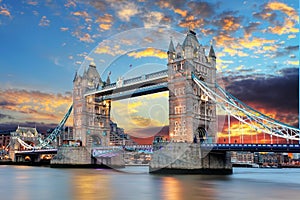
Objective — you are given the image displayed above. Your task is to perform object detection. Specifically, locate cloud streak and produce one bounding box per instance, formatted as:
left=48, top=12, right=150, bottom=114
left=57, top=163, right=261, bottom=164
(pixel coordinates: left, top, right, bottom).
left=0, top=89, right=72, bottom=125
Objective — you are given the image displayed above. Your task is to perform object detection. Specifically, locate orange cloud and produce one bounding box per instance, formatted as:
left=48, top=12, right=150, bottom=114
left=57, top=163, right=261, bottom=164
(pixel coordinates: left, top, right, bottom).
left=221, top=16, right=241, bottom=32
left=96, top=14, right=113, bottom=23
left=0, top=89, right=72, bottom=125
left=174, top=8, right=187, bottom=17
left=127, top=48, right=167, bottom=59
left=266, top=2, right=298, bottom=22
left=268, top=18, right=299, bottom=35
left=79, top=33, right=94, bottom=43
left=73, top=11, right=89, bottom=18
left=0, top=6, right=10, bottom=16
left=113, top=2, right=140, bottom=22
left=99, top=23, right=112, bottom=30
left=94, top=45, right=126, bottom=56
left=287, top=60, right=299, bottom=66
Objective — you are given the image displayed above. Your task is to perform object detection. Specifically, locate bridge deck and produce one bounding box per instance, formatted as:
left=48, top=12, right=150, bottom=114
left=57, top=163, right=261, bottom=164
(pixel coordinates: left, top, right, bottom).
left=201, top=143, right=300, bottom=153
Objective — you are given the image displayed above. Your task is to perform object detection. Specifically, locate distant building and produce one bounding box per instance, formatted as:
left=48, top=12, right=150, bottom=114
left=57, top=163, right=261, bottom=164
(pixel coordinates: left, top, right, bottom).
left=109, top=121, right=135, bottom=146
left=58, top=126, right=75, bottom=146
left=10, top=126, right=42, bottom=150
left=231, top=152, right=254, bottom=163
left=0, top=130, right=12, bottom=149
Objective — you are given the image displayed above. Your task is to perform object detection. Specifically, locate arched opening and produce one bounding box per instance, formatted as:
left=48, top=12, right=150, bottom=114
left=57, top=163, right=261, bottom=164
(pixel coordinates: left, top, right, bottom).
left=90, top=135, right=102, bottom=146
left=197, top=126, right=207, bottom=143
left=24, top=156, right=31, bottom=161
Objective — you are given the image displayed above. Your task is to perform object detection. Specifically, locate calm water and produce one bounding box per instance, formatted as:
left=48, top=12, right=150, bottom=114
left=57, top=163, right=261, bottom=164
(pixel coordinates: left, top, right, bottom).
left=0, top=165, right=300, bottom=200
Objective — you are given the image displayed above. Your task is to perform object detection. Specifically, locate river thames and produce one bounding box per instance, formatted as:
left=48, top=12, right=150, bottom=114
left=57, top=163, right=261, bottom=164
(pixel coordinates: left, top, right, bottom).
left=0, top=166, right=300, bottom=200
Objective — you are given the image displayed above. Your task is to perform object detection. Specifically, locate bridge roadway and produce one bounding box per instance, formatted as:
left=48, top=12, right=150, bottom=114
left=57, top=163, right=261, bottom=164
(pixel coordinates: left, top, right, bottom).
left=200, top=143, right=300, bottom=153
left=14, top=143, right=300, bottom=157
left=85, top=70, right=168, bottom=101
left=14, top=149, right=58, bottom=155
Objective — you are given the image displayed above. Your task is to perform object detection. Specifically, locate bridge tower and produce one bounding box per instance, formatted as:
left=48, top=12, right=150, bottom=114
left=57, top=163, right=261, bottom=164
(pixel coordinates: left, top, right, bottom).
left=167, top=30, right=217, bottom=143
left=150, top=30, right=231, bottom=174
left=73, top=64, right=111, bottom=147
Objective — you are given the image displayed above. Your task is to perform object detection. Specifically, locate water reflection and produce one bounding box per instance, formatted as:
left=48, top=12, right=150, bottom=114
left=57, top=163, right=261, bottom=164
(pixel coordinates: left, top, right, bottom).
left=70, top=169, right=111, bottom=200
left=1, top=166, right=300, bottom=200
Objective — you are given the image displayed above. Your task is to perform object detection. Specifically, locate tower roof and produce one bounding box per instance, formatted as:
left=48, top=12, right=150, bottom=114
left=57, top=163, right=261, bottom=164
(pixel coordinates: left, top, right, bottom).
left=168, top=38, right=175, bottom=53
left=86, top=64, right=102, bottom=82
left=182, top=30, right=199, bottom=48
left=209, top=45, right=216, bottom=58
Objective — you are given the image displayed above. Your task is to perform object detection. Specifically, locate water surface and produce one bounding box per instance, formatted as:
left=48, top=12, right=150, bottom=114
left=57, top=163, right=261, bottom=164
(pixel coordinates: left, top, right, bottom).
left=0, top=166, right=299, bottom=200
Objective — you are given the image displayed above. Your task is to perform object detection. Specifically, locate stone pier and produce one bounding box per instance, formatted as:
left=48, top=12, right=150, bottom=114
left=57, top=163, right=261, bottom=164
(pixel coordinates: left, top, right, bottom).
left=50, top=146, right=125, bottom=168
left=149, top=143, right=232, bottom=174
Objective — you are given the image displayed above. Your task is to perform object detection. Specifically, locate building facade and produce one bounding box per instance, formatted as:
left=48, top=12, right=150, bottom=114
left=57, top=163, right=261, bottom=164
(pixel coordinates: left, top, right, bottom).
left=73, top=64, right=111, bottom=147
left=167, top=30, right=217, bottom=143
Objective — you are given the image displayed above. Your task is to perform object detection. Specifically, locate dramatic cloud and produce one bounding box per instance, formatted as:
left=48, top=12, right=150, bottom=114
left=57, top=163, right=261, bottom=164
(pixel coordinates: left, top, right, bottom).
left=179, top=16, right=206, bottom=29
left=273, top=45, right=299, bottom=58
left=127, top=48, right=167, bottom=59
left=213, top=14, right=243, bottom=33
left=187, top=1, right=215, bottom=17
left=96, top=14, right=113, bottom=30
left=111, top=91, right=168, bottom=137
left=244, top=22, right=261, bottom=38
left=223, top=67, right=299, bottom=126
left=0, top=89, right=72, bottom=125
left=155, top=0, right=186, bottom=9
left=0, top=113, right=13, bottom=120
left=174, top=8, right=187, bottom=17
left=266, top=2, right=298, bottom=22
left=254, top=2, right=299, bottom=35
left=110, top=1, right=140, bottom=22
left=143, top=11, right=165, bottom=28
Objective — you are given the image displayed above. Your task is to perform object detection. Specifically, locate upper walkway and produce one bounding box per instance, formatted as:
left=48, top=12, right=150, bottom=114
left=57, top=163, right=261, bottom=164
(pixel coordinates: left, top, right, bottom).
left=85, top=70, right=168, bottom=100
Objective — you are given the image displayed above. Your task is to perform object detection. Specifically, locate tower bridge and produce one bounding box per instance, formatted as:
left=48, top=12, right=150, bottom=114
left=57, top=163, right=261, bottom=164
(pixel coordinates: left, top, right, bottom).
left=10, top=30, right=300, bottom=174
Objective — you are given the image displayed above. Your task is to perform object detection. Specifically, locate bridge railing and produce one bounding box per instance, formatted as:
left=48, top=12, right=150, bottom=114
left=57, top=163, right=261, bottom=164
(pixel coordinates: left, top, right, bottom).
left=102, top=83, right=117, bottom=90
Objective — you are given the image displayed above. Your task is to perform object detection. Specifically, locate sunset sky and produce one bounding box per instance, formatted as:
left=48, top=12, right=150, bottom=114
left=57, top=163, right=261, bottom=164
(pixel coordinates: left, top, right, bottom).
left=0, top=0, right=298, bottom=142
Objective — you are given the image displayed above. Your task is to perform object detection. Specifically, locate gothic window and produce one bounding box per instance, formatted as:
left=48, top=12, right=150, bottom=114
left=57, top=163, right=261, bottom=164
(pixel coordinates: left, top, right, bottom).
left=76, top=119, right=81, bottom=126
left=179, top=62, right=183, bottom=70
left=89, top=118, right=93, bottom=126
left=95, top=106, right=100, bottom=114
left=174, top=88, right=177, bottom=96
left=99, top=122, right=104, bottom=127
left=175, top=107, right=178, bottom=114
left=173, top=64, right=177, bottom=71
left=177, top=52, right=181, bottom=58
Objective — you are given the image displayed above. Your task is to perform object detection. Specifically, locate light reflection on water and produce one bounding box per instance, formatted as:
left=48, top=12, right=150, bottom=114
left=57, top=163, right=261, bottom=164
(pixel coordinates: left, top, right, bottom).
left=1, top=165, right=300, bottom=200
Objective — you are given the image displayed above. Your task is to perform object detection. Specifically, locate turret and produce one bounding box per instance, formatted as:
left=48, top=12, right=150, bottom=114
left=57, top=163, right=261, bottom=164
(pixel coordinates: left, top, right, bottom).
left=167, top=38, right=175, bottom=62
left=182, top=29, right=199, bottom=59
left=208, top=45, right=216, bottom=67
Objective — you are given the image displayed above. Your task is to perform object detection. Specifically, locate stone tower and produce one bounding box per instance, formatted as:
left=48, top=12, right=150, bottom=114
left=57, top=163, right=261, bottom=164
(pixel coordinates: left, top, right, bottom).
left=73, top=64, right=111, bottom=147
left=167, top=30, right=217, bottom=143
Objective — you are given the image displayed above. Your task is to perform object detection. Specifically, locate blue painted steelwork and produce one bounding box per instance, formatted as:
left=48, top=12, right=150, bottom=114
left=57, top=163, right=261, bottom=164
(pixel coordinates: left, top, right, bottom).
left=200, top=143, right=300, bottom=153
left=192, top=73, right=300, bottom=141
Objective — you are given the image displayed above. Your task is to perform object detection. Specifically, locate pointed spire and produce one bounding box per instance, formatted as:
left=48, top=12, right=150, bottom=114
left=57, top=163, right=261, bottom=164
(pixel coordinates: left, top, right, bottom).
left=73, top=71, right=78, bottom=82
left=209, top=45, right=216, bottom=59
left=106, top=74, right=111, bottom=85
left=182, top=29, right=199, bottom=48
left=168, top=37, right=175, bottom=53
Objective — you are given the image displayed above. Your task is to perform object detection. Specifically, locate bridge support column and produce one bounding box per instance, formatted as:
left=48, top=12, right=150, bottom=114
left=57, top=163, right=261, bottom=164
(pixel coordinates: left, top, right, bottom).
left=149, top=143, right=232, bottom=174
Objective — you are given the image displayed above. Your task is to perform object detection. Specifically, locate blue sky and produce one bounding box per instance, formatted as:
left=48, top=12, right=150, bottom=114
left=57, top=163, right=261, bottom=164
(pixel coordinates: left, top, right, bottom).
left=0, top=0, right=298, bottom=136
